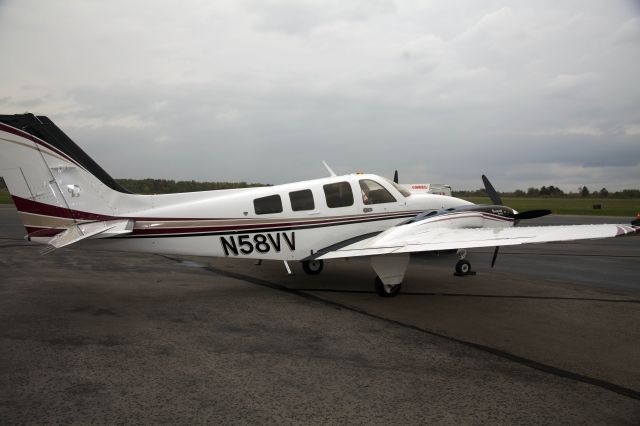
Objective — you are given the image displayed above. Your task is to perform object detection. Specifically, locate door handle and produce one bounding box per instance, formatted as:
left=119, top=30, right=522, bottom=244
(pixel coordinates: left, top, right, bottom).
left=363, top=207, right=373, bottom=213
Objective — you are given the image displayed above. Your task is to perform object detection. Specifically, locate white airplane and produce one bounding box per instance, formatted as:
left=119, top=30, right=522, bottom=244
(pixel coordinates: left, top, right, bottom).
left=1, top=114, right=638, bottom=297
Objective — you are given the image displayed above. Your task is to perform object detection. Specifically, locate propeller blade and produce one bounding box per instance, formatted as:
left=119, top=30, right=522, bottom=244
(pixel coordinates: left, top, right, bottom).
left=513, top=209, right=552, bottom=220
left=394, top=170, right=399, bottom=184
left=491, top=246, right=499, bottom=268
left=481, top=175, right=503, bottom=205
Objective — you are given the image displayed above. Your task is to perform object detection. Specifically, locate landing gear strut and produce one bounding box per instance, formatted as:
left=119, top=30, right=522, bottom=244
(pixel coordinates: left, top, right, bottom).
left=302, top=259, right=324, bottom=275
left=374, top=276, right=402, bottom=297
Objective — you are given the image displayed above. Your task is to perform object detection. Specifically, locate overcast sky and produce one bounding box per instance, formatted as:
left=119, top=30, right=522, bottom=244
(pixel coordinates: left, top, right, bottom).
left=1, top=0, right=639, bottom=191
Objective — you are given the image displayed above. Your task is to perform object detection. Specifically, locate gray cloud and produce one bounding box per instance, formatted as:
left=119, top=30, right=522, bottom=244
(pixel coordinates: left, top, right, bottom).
left=0, top=0, right=638, bottom=191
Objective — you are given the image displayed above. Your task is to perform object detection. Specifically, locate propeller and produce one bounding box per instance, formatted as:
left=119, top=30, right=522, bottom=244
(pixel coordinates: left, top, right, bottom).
left=481, top=175, right=551, bottom=268
left=481, top=174, right=502, bottom=205
left=512, top=209, right=552, bottom=221
left=393, top=170, right=399, bottom=184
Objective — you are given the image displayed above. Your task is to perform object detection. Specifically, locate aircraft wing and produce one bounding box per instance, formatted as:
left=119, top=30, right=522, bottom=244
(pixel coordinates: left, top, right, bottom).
left=317, top=224, right=639, bottom=259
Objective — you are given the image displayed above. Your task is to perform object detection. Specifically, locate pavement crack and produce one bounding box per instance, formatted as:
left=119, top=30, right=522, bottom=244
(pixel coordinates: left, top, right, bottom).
left=471, top=251, right=640, bottom=259
left=300, top=290, right=640, bottom=304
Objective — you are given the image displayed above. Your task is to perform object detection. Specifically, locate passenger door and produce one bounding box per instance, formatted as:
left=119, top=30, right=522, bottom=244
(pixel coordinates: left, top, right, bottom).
left=357, top=179, right=403, bottom=215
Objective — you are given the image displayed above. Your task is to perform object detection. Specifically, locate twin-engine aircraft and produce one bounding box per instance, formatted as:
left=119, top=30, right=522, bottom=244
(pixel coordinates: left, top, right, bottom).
left=1, top=114, right=638, bottom=296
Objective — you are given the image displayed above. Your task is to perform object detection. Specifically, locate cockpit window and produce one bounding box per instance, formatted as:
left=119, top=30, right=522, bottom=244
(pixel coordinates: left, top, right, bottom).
left=359, top=179, right=397, bottom=205
left=383, top=178, right=411, bottom=197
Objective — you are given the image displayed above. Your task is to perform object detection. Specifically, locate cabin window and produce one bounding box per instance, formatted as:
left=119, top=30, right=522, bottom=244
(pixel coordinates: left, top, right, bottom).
left=289, top=189, right=315, bottom=211
left=359, top=179, right=396, bottom=205
left=253, top=195, right=283, bottom=214
left=323, top=182, right=354, bottom=208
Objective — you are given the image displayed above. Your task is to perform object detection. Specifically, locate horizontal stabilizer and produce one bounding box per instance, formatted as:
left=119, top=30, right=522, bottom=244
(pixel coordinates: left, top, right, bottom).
left=41, top=219, right=133, bottom=254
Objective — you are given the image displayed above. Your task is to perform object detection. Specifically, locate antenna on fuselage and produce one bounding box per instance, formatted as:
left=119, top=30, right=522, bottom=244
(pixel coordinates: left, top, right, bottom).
left=322, top=161, right=337, bottom=177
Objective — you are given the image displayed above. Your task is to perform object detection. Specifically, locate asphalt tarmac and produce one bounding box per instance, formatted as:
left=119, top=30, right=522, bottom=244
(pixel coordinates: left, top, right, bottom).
left=1, top=205, right=639, bottom=424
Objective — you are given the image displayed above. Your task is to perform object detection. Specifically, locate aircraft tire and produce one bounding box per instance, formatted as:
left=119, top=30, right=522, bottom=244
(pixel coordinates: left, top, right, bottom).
left=374, top=276, right=402, bottom=297
left=455, top=259, right=471, bottom=275
left=302, top=259, right=324, bottom=275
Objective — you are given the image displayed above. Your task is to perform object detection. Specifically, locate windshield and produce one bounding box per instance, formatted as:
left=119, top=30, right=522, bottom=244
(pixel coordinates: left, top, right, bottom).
left=383, top=178, right=411, bottom=197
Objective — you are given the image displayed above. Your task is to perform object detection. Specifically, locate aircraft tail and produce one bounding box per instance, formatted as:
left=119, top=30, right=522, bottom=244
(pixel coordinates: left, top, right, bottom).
left=0, top=113, right=134, bottom=237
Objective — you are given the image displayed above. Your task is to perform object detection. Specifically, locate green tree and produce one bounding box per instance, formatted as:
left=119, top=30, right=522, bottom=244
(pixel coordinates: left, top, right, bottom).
left=527, top=187, right=540, bottom=197
left=580, top=186, right=590, bottom=197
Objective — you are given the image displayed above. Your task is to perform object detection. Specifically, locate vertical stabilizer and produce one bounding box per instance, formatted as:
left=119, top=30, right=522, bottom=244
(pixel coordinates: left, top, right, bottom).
left=0, top=114, right=132, bottom=236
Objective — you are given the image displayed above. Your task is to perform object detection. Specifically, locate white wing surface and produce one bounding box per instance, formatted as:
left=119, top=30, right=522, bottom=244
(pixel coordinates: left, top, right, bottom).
left=317, top=224, right=639, bottom=260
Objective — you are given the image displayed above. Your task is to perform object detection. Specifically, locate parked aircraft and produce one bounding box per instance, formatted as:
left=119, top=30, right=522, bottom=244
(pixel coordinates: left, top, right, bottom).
left=1, top=114, right=638, bottom=296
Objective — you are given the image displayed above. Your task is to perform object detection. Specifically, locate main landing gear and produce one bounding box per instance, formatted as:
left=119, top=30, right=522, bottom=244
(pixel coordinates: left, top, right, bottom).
left=454, top=249, right=475, bottom=276
left=302, top=259, right=324, bottom=275
left=455, top=259, right=471, bottom=275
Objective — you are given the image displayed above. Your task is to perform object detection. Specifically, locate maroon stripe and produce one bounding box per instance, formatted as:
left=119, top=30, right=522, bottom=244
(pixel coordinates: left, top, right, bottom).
left=482, top=213, right=514, bottom=222
left=24, top=213, right=415, bottom=238
left=12, top=196, right=115, bottom=221
left=0, top=122, right=80, bottom=167
left=128, top=214, right=411, bottom=235
left=424, top=211, right=513, bottom=225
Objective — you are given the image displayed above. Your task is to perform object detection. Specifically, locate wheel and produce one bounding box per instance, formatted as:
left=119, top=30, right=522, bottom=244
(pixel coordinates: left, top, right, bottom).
left=455, top=259, right=471, bottom=275
left=374, top=276, right=402, bottom=297
left=302, top=259, right=324, bottom=275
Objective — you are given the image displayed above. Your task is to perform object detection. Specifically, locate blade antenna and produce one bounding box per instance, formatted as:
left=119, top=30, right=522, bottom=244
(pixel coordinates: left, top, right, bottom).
left=322, top=161, right=337, bottom=177
left=481, top=175, right=503, bottom=205
left=393, top=170, right=399, bottom=184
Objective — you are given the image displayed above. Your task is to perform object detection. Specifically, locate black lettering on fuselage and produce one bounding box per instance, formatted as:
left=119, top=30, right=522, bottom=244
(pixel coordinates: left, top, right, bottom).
left=282, top=232, right=295, bottom=251
left=267, top=233, right=281, bottom=252
left=220, top=232, right=296, bottom=256
left=221, top=236, right=239, bottom=256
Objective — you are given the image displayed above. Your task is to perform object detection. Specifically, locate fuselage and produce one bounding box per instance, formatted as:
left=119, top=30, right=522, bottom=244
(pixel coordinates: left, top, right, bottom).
left=70, top=173, right=475, bottom=260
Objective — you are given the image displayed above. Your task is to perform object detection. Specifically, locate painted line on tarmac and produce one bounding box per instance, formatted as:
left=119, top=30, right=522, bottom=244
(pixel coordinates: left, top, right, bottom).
left=160, top=255, right=640, bottom=402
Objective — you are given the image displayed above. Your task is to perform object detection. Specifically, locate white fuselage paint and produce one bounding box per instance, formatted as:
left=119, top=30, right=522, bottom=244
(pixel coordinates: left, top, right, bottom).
left=74, top=175, right=473, bottom=261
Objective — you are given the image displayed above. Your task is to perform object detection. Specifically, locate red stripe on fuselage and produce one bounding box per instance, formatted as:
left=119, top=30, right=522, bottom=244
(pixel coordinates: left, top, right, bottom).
left=12, top=195, right=422, bottom=236
left=12, top=195, right=115, bottom=221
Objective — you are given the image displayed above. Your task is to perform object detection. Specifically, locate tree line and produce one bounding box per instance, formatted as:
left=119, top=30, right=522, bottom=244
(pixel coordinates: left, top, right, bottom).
left=114, top=178, right=267, bottom=194
left=0, top=177, right=266, bottom=194
left=453, top=185, right=640, bottom=199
